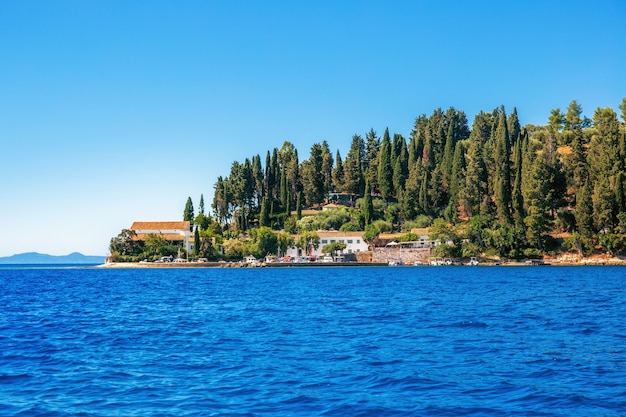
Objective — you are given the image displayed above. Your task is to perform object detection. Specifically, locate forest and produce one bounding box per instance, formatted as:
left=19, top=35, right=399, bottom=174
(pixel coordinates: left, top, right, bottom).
left=201, top=98, right=626, bottom=260
left=111, top=98, right=626, bottom=262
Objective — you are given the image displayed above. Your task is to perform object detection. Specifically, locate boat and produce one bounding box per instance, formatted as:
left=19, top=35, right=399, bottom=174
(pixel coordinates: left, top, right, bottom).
left=388, top=258, right=404, bottom=266
left=466, top=257, right=479, bottom=266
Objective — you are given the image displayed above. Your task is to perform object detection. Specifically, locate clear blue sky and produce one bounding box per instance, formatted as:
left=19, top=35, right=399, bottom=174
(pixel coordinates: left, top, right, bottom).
left=1, top=0, right=624, bottom=257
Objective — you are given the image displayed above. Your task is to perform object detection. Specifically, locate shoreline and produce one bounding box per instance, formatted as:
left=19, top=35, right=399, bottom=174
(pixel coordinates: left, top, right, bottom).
left=96, top=261, right=389, bottom=268
left=96, top=256, right=626, bottom=268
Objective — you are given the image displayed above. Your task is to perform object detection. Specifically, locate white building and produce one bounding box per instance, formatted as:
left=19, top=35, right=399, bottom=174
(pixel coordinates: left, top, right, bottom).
left=285, top=230, right=369, bottom=259
left=130, top=221, right=193, bottom=253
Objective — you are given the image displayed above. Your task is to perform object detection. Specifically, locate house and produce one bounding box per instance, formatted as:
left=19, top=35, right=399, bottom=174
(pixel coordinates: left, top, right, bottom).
left=285, top=230, right=369, bottom=260
left=130, top=221, right=193, bottom=252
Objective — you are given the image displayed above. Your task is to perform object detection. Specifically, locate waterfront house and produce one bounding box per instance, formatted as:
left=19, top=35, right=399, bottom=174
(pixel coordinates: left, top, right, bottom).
left=285, top=230, right=369, bottom=260
left=130, top=221, right=193, bottom=253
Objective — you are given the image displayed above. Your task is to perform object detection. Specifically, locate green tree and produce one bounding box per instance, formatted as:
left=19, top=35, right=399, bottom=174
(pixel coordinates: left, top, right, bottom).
left=429, top=218, right=458, bottom=245
left=259, top=197, right=269, bottom=227
left=252, top=154, right=264, bottom=207
left=250, top=226, right=278, bottom=257
left=193, top=228, right=200, bottom=256
left=322, top=241, right=347, bottom=256
left=184, top=197, right=194, bottom=227
left=296, top=191, right=303, bottom=220
left=363, top=178, right=374, bottom=225
left=296, top=231, right=320, bottom=256
left=524, top=155, right=552, bottom=249
left=494, top=107, right=512, bottom=224
left=511, top=137, right=525, bottom=231
left=575, top=179, right=595, bottom=239
left=364, top=128, right=380, bottom=193
left=392, top=134, right=408, bottom=196
left=342, top=134, right=365, bottom=196
left=321, top=140, right=334, bottom=195
left=563, top=100, right=587, bottom=191
left=212, top=176, right=231, bottom=226
left=447, top=141, right=466, bottom=223
left=332, top=150, right=344, bottom=192
left=377, top=128, right=393, bottom=201
left=301, top=142, right=325, bottom=206
left=198, top=194, right=205, bottom=215
left=109, top=229, right=139, bottom=258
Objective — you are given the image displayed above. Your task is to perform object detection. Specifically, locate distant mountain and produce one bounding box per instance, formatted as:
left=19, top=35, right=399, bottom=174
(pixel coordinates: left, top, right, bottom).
left=0, top=252, right=106, bottom=264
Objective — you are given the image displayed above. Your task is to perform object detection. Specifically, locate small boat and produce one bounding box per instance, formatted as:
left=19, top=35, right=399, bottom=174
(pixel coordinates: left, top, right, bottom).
left=388, top=258, right=404, bottom=266
left=466, top=257, right=479, bottom=266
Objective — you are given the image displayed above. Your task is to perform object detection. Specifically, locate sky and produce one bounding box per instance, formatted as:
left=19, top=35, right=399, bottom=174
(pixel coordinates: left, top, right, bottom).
left=1, top=0, right=625, bottom=257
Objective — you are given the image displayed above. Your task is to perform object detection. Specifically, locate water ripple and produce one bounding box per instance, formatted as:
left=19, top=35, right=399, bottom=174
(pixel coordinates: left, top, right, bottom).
left=1, top=266, right=625, bottom=416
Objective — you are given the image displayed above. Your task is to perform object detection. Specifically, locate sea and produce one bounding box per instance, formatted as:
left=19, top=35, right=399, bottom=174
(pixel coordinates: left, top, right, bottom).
left=1, top=265, right=625, bottom=416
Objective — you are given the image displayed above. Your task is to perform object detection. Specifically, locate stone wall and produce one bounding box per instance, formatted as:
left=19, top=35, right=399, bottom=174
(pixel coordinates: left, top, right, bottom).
left=372, top=247, right=431, bottom=265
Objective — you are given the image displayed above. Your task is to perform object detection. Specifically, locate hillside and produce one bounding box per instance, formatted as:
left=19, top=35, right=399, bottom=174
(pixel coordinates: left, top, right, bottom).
left=0, top=252, right=106, bottom=264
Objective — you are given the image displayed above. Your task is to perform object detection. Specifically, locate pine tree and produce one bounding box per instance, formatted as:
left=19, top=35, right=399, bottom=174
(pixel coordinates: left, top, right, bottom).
left=593, top=174, right=616, bottom=230
left=564, top=100, right=587, bottom=191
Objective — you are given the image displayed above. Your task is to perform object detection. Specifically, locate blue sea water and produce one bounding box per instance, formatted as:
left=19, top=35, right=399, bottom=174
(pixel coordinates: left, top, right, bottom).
left=1, top=265, right=625, bottom=416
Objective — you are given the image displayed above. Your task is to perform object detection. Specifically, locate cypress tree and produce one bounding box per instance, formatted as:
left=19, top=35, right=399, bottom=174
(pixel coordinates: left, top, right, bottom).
left=363, top=179, right=373, bottom=225
left=447, top=141, right=466, bottom=223
left=259, top=197, right=269, bottom=227
left=494, top=107, right=512, bottom=224
left=576, top=179, right=595, bottom=239
left=184, top=197, right=194, bottom=230
left=364, top=128, right=380, bottom=193
left=392, top=141, right=408, bottom=195
left=441, top=121, right=456, bottom=191
left=193, top=228, right=200, bottom=256
left=512, top=137, right=525, bottom=230
left=332, top=150, right=344, bottom=192
left=378, top=130, right=393, bottom=202
left=296, top=191, right=303, bottom=220
left=616, top=171, right=625, bottom=214
left=198, top=194, right=205, bottom=215
left=524, top=155, right=552, bottom=248
left=507, top=107, right=521, bottom=148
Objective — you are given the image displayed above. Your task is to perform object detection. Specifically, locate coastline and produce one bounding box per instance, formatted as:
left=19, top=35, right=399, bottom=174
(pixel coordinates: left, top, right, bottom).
left=96, top=261, right=388, bottom=268
left=96, top=254, right=626, bottom=268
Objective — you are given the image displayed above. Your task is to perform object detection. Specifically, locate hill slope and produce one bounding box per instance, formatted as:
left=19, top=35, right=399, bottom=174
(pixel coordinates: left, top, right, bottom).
left=0, top=252, right=106, bottom=264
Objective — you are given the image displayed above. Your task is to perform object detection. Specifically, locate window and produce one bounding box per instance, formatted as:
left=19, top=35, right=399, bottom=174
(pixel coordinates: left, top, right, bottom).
left=347, top=239, right=353, bottom=244
left=357, top=239, right=361, bottom=244
left=321, top=240, right=328, bottom=244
